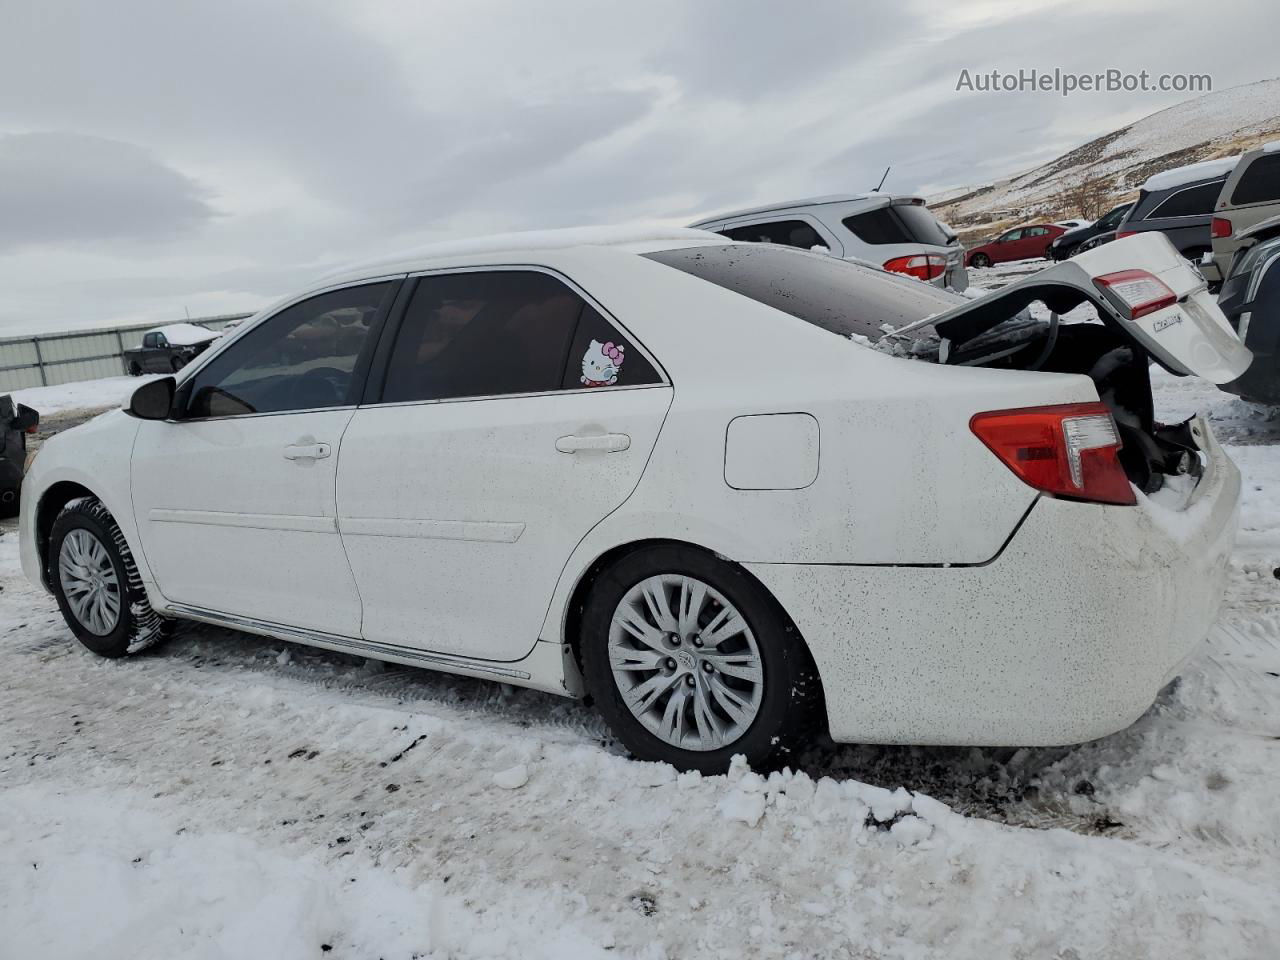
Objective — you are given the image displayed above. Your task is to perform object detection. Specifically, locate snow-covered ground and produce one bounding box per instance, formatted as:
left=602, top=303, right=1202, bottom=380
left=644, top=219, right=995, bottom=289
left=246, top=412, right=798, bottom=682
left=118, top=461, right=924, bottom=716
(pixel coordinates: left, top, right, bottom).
left=2, top=373, right=1278, bottom=959
left=10, top=374, right=158, bottom=417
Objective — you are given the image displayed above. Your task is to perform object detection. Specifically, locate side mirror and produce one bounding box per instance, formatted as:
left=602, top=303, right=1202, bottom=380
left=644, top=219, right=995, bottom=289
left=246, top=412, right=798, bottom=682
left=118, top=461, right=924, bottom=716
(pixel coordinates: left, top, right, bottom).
left=12, top=403, right=39, bottom=433
left=129, top=377, right=176, bottom=420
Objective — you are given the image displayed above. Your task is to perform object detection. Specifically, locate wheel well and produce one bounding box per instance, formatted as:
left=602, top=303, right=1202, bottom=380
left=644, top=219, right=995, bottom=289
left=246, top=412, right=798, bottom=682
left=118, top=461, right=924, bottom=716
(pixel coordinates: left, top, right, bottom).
left=35, top=481, right=97, bottom=582
left=561, top=538, right=825, bottom=714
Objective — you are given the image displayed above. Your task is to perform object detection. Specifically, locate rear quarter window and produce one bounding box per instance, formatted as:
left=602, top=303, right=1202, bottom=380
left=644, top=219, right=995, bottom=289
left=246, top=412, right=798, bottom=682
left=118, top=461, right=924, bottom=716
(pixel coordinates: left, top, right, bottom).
left=1231, top=153, right=1280, bottom=206
left=843, top=204, right=951, bottom=246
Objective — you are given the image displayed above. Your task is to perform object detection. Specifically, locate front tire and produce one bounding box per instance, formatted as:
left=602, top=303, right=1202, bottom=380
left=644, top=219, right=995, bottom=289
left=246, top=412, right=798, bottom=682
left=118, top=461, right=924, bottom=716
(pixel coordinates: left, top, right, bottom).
left=969, top=252, right=991, bottom=269
left=580, top=545, right=820, bottom=774
left=48, top=497, right=170, bottom=658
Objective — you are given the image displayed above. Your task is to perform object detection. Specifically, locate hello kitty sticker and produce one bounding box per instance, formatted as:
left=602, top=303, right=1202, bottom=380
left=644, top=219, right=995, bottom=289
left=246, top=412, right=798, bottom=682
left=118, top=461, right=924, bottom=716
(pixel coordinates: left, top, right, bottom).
left=580, top=339, right=625, bottom=386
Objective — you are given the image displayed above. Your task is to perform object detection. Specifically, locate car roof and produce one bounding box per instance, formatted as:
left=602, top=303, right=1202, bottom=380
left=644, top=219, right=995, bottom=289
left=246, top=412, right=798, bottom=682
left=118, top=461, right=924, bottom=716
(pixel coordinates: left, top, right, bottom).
left=689, top=193, right=915, bottom=226
left=1141, top=155, right=1238, bottom=193
left=315, top=224, right=728, bottom=287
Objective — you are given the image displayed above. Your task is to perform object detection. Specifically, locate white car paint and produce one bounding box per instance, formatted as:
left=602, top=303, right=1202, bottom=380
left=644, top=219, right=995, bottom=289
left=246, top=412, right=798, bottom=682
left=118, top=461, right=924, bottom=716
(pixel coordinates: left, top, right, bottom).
left=19, top=226, right=1243, bottom=747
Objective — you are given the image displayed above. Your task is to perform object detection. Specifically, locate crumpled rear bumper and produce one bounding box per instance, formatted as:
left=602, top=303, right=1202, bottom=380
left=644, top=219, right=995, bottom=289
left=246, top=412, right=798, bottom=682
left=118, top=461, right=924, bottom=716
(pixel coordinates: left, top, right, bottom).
left=747, top=417, right=1240, bottom=746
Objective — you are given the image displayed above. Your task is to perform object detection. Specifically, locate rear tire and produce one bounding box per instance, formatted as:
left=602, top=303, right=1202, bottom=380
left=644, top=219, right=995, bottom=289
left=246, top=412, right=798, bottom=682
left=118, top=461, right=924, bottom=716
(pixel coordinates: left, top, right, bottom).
left=969, top=252, right=991, bottom=269
left=580, top=544, right=821, bottom=774
left=48, top=497, right=171, bottom=658
left=128, top=361, right=143, bottom=376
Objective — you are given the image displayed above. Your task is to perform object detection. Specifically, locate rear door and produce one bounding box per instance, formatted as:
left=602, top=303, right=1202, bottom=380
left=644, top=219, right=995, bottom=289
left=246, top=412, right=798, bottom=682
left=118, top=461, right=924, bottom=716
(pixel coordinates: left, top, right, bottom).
left=336, top=268, right=672, bottom=662
left=1022, top=226, right=1052, bottom=257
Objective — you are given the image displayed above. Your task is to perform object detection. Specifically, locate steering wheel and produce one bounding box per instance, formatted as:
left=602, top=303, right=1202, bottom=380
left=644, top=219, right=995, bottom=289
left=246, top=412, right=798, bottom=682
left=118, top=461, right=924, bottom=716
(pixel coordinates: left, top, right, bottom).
left=286, top=366, right=349, bottom=408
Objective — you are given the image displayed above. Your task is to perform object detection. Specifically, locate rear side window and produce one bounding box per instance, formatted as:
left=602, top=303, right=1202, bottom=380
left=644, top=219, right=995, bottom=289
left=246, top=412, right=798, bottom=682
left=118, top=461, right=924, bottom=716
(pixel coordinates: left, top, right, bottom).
left=644, top=243, right=962, bottom=341
left=1231, top=153, right=1280, bottom=205
left=718, top=220, right=825, bottom=250
left=1025, top=226, right=1050, bottom=237
left=380, top=271, right=661, bottom=403
left=564, top=305, right=661, bottom=389
left=1148, top=180, right=1223, bottom=219
left=843, top=204, right=951, bottom=246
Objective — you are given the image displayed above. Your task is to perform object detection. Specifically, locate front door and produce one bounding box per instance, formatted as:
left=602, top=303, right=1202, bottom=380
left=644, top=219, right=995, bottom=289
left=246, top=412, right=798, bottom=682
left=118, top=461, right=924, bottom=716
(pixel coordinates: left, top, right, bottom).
left=131, top=280, right=399, bottom=636
left=336, top=269, right=672, bottom=661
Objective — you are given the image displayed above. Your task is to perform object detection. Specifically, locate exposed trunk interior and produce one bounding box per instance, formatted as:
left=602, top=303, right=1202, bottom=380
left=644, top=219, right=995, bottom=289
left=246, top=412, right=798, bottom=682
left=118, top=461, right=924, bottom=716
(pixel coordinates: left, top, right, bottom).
left=881, top=289, right=1204, bottom=495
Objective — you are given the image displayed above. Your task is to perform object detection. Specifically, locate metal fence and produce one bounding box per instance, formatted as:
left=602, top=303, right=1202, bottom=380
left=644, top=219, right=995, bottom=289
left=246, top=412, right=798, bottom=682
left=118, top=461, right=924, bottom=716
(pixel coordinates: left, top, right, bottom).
left=0, top=313, right=254, bottom=392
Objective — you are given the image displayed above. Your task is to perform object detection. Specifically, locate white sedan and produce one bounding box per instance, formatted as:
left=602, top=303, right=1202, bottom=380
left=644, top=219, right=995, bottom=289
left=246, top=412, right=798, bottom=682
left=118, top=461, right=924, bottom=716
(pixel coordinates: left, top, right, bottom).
left=19, top=227, right=1250, bottom=772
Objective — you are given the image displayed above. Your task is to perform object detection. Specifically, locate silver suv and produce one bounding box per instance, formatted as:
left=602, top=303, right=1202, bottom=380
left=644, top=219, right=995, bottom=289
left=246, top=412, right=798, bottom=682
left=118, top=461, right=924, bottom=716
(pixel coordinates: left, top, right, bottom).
left=689, top=194, right=968, bottom=290
left=1211, top=143, right=1280, bottom=280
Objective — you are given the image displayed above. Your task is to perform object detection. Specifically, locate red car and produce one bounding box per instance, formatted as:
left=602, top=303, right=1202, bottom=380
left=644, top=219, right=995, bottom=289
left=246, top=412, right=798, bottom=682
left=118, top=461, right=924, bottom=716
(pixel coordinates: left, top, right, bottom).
left=965, top=223, right=1067, bottom=268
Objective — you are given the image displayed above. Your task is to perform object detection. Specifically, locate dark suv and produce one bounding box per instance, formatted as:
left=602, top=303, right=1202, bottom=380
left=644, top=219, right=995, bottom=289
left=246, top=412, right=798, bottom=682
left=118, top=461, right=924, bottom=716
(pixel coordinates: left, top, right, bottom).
left=1049, top=202, right=1133, bottom=260
left=1115, top=158, right=1238, bottom=283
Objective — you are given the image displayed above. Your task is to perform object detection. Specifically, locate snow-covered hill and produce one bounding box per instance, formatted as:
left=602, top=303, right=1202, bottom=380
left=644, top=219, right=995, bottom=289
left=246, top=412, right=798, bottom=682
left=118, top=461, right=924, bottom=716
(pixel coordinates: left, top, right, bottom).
left=934, top=77, right=1280, bottom=242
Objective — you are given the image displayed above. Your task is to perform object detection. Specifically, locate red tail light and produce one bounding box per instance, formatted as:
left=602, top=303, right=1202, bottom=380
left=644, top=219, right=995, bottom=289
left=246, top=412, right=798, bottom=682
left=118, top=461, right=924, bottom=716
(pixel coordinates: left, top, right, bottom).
left=883, top=254, right=946, bottom=281
left=1115, top=230, right=1137, bottom=239
left=1093, top=269, right=1177, bottom=320
left=1211, top=217, right=1232, bottom=239
left=970, top=403, right=1136, bottom=506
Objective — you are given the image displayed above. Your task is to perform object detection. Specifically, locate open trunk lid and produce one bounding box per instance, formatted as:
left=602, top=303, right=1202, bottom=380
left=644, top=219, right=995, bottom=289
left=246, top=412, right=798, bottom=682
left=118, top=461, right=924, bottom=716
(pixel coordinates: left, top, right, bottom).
left=927, top=232, right=1251, bottom=383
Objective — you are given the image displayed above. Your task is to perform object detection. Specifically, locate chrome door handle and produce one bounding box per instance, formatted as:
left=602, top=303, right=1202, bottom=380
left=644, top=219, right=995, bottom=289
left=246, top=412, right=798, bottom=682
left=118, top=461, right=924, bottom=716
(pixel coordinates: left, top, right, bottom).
left=555, top=433, right=631, bottom=454
left=283, top=442, right=331, bottom=461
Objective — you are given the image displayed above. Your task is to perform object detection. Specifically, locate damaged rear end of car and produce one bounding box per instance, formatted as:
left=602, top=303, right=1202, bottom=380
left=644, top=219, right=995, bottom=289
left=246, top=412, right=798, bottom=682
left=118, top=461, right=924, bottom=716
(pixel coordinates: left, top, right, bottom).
left=876, top=232, right=1251, bottom=502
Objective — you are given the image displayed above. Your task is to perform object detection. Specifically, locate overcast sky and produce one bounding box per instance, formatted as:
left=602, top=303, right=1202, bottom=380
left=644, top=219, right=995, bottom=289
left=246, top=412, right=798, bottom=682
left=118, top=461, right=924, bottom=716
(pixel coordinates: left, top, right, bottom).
left=1, top=0, right=1275, bottom=333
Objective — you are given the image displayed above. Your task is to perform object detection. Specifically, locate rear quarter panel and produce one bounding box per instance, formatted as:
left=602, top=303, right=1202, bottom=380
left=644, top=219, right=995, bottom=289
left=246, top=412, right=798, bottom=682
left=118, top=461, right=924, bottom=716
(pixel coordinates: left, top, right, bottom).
left=528, top=248, right=1102, bottom=642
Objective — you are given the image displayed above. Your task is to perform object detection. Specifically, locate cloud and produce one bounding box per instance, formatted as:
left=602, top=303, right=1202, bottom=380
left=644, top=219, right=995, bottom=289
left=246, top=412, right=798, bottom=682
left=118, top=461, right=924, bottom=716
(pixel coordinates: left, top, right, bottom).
left=0, top=132, right=216, bottom=252
left=0, top=0, right=1276, bottom=330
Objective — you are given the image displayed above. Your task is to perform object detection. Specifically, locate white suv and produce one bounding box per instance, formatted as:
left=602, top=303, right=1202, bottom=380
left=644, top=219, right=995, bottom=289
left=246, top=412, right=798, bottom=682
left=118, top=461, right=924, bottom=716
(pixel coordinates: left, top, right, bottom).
left=690, top=193, right=968, bottom=290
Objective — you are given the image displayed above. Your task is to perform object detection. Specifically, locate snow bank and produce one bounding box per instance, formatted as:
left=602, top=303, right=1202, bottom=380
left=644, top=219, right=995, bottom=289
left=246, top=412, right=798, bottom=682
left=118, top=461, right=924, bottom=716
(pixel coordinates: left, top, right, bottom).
left=0, top=787, right=615, bottom=960
left=11, top=374, right=159, bottom=416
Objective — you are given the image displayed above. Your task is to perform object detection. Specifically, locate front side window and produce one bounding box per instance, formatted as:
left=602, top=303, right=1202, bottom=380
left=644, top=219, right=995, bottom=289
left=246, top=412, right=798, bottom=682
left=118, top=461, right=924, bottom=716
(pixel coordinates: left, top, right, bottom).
left=184, top=281, right=392, bottom=418
left=719, top=219, right=825, bottom=250
left=1231, top=153, right=1280, bottom=206
left=1000, top=229, right=1024, bottom=243
left=380, top=271, right=660, bottom=404
left=1149, top=180, right=1223, bottom=219
left=143, top=333, right=159, bottom=348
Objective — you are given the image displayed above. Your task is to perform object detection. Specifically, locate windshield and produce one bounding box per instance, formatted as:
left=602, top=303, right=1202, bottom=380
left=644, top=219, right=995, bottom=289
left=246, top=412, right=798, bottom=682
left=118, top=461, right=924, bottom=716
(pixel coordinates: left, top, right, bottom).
left=644, top=243, right=963, bottom=341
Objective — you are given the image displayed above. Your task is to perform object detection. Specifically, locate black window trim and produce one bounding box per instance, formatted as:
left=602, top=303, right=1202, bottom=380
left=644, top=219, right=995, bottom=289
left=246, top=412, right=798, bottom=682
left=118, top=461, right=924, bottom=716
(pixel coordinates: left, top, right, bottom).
left=170, top=275, right=405, bottom=423
left=360, top=263, right=671, bottom=409
left=1146, top=178, right=1227, bottom=221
